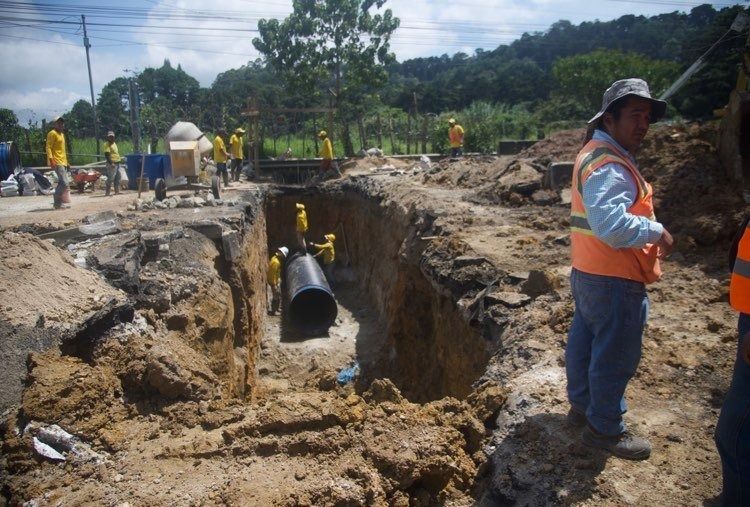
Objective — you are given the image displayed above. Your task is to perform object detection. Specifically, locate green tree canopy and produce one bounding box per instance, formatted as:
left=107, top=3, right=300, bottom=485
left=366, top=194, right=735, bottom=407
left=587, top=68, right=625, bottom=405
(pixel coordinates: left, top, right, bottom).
left=64, top=99, right=95, bottom=138
left=551, top=49, right=680, bottom=115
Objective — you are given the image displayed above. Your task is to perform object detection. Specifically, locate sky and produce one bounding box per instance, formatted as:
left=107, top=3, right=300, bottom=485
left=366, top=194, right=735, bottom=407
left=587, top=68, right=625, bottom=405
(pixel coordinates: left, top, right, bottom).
left=0, top=0, right=745, bottom=125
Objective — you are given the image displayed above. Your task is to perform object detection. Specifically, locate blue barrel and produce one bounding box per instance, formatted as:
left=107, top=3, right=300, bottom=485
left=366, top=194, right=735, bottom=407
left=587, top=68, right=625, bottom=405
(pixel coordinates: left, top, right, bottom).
left=0, top=142, right=21, bottom=180
left=124, top=154, right=172, bottom=190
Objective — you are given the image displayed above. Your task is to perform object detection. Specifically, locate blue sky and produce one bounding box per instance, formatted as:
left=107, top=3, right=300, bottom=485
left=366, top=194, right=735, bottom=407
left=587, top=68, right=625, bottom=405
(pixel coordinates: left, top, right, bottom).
left=0, top=0, right=744, bottom=125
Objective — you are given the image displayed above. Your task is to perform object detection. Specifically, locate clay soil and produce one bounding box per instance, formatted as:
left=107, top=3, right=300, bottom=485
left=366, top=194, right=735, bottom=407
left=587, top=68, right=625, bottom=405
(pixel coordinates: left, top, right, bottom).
left=0, top=120, right=746, bottom=506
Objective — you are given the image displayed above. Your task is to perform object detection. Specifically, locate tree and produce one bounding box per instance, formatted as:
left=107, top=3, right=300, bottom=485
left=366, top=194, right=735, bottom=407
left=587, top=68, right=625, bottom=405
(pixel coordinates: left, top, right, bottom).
left=65, top=100, right=95, bottom=138
left=97, top=77, right=130, bottom=137
left=0, top=108, right=22, bottom=143
left=552, top=49, right=680, bottom=114
left=253, top=0, right=400, bottom=155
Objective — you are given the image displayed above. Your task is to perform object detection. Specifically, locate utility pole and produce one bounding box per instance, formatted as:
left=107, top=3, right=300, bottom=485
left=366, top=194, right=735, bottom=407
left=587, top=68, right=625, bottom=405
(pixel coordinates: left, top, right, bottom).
left=128, top=78, right=141, bottom=153
left=81, top=15, right=100, bottom=156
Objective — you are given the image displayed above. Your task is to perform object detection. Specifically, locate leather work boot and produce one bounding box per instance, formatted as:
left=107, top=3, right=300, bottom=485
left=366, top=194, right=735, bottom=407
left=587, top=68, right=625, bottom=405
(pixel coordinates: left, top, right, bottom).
left=582, top=425, right=651, bottom=460
left=566, top=407, right=587, bottom=427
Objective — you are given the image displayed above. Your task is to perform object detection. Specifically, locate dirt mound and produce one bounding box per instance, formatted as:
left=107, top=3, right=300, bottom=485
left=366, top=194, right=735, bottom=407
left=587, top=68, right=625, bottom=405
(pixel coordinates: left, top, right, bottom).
left=0, top=232, right=126, bottom=329
left=518, top=128, right=586, bottom=161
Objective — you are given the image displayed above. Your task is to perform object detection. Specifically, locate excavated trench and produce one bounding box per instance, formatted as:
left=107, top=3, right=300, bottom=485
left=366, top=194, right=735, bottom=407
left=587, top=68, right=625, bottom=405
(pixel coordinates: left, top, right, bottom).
left=261, top=187, right=491, bottom=402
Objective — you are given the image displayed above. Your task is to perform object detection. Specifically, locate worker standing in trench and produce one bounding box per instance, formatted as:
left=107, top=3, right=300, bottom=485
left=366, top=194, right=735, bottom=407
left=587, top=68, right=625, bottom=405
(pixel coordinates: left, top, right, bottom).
left=312, top=233, right=336, bottom=285
left=267, top=247, right=288, bottom=315
left=565, top=78, right=674, bottom=460
left=715, top=214, right=750, bottom=504
left=296, top=203, right=308, bottom=252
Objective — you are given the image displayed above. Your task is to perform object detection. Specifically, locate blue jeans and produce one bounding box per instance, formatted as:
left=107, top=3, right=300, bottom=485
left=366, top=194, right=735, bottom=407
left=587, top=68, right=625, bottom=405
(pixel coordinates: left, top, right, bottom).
left=53, top=165, right=70, bottom=207
left=715, top=312, right=750, bottom=506
left=216, top=162, right=228, bottom=185
left=450, top=147, right=462, bottom=157
left=566, top=268, right=649, bottom=435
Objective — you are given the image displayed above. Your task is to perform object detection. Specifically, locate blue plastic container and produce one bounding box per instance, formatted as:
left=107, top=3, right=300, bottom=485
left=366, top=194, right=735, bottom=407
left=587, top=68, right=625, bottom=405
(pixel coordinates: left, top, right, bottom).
left=124, top=154, right=172, bottom=190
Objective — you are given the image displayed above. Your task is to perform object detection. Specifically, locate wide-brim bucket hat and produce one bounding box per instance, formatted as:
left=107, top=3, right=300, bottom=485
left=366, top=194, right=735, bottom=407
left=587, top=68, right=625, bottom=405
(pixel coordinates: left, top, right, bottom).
left=587, top=78, right=667, bottom=125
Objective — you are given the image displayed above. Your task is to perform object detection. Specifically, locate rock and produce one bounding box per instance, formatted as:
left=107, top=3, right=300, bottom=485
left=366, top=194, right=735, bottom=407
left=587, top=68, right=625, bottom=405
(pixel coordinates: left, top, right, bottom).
left=221, top=231, right=241, bottom=262
left=87, top=231, right=143, bottom=293
left=553, top=235, right=570, bottom=246
left=166, top=313, right=189, bottom=330
left=485, top=291, right=531, bottom=308
left=531, top=189, right=558, bottom=205
left=363, top=379, right=404, bottom=404
left=144, top=351, right=217, bottom=400
left=520, top=269, right=560, bottom=298
left=453, top=255, right=488, bottom=268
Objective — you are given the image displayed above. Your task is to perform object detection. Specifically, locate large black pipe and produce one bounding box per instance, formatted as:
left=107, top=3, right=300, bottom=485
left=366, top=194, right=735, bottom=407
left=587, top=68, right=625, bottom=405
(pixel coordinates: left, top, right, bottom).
left=285, top=252, right=337, bottom=333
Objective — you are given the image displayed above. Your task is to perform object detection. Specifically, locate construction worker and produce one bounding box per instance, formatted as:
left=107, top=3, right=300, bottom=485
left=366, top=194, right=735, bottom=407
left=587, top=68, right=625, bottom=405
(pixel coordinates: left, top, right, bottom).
left=295, top=203, right=308, bottom=251
left=715, top=214, right=750, bottom=504
left=448, top=118, right=464, bottom=157
left=267, top=246, right=288, bottom=315
left=312, top=233, right=336, bottom=283
left=103, top=131, right=122, bottom=196
left=213, top=127, right=230, bottom=186
left=318, top=130, right=333, bottom=173
left=565, top=78, right=674, bottom=460
left=46, top=116, right=70, bottom=209
left=229, top=127, right=245, bottom=183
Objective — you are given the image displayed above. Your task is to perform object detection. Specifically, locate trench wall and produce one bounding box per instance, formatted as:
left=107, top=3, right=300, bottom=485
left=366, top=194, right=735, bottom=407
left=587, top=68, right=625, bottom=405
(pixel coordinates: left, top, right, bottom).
left=265, top=183, right=491, bottom=402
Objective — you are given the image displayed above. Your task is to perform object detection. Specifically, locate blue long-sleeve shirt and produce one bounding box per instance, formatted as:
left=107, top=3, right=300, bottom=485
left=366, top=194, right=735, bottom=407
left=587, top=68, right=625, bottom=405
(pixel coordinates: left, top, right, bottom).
left=582, top=130, right=664, bottom=249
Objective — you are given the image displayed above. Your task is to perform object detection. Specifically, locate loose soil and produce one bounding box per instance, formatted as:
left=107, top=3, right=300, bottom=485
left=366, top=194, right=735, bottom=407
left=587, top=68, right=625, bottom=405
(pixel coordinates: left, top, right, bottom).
left=0, top=120, right=745, bottom=506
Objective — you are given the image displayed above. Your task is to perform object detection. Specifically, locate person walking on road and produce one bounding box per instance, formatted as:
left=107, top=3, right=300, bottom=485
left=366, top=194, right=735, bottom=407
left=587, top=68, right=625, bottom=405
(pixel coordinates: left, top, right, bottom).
left=104, top=131, right=122, bottom=196
left=213, top=128, right=230, bottom=187
left=46, top=116, right=70, bottom=209
left=715, top=214, right=750, bottom=504
left=448, top=118, right=464, bottom=158
left=565, top=78, right=674, bottom=460
left=267, top=246, right=288, bottom=315
left=229, top=127, right=245, bottom=183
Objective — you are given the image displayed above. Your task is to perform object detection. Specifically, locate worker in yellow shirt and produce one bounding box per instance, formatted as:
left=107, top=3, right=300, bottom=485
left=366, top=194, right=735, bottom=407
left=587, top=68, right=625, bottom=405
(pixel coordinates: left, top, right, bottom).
left=318, top=130, right=333, bottom=173
left=448, top=118, right=465, bottom=158
left=46, top=116, right=70, bottom=209
left=296, top=203, right=308, bottom=251
left=267, top=246, right=288, bottom=315
left=103, top=131, right=122, bottom=196
left=229, top=127, right=245, bottom=183
left=213, top=128, right=230, bottom=186
left=312, top=233, right=336, bottom=284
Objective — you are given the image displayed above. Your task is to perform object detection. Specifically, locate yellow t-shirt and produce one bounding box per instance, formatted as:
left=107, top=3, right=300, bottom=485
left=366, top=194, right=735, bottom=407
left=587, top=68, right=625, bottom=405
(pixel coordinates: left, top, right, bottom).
left=230, top=134, right=243, bottom=160
left=449, top=125, right=464, bottom=148
left=267, top=254, right=282, bottom=286
left=314, top=241, right=335, bottom=265
left=104, top=141, right=121, bottom=163
left=213, top=136, right=227, bottom=163
left=46, top=129, right=68, bottom=167
left=296, top=209, right=308, bottom=233
left=319, top=138, right=333, bottom=160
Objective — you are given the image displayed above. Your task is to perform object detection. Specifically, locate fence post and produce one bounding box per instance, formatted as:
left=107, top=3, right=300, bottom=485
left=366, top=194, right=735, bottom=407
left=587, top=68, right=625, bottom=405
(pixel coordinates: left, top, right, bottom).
left=406, top=114, right=411, bottom=155
left=388, top=116, right=395, bottom=155
left=376, top=113, right=383, bottom=150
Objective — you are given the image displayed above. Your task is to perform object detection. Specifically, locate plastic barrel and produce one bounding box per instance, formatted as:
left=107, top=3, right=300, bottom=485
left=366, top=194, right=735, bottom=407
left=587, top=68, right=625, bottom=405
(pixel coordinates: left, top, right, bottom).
left=0, top=142, right=22, bottom=180
left=125, top=154, right=172, bottom=190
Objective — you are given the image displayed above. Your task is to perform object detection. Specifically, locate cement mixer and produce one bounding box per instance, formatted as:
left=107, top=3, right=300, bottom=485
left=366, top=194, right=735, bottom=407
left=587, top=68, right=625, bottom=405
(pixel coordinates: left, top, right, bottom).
left=154, top=122, right=221, bottom=201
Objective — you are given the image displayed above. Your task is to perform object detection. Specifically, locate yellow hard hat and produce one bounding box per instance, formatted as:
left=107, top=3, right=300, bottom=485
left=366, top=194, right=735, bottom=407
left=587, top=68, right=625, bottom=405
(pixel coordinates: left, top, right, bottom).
left=296, top=202, right=305, bottom=210
left=235, top=127, right=246, bottom=134
left=318, top=130, right=327, bottom=138
left=325, top=233, right=336, bottom=242
left=448, top=118, right=456, bottom=125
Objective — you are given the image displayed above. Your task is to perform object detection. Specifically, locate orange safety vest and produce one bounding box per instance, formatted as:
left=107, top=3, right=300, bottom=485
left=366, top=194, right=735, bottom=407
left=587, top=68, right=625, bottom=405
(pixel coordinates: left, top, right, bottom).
left=730, top=223, right=750, bottom=313
left=570, top=139, right=661, bottom=284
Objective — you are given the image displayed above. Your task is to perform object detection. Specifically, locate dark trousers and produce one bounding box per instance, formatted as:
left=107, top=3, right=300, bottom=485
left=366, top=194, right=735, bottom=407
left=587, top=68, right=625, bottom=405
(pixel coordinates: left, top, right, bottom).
left=216, top=162, right=228, bottom=186
left=231, top=159, right=242, bottom=181
left=716, top=312, right=750, bottom=506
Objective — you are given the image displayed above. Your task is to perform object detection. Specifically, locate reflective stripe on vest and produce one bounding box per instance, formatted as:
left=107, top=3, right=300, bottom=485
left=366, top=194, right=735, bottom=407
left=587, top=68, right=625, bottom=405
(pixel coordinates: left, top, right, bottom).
left=730, top=226, right=750, bottom=313
left=569, top=139, right=661, bottom=283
